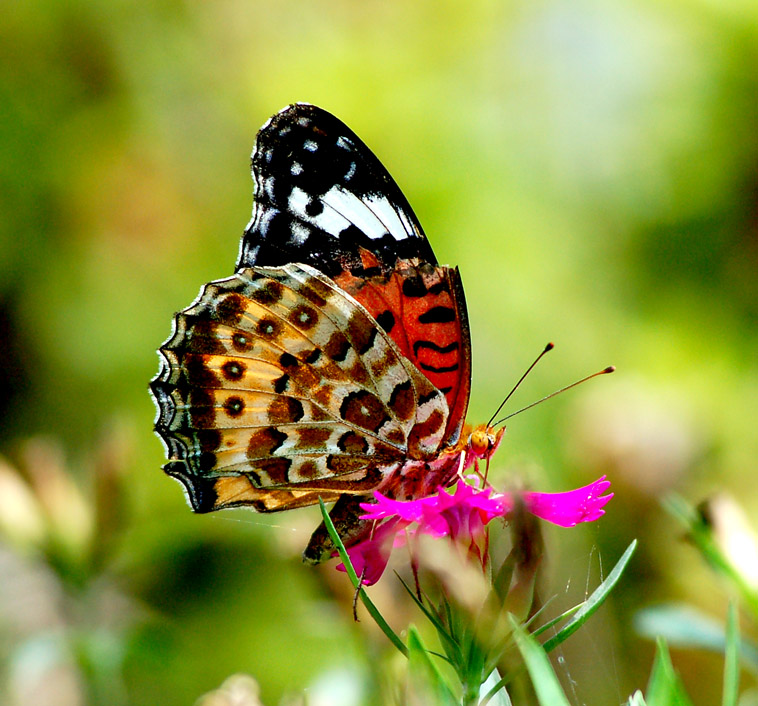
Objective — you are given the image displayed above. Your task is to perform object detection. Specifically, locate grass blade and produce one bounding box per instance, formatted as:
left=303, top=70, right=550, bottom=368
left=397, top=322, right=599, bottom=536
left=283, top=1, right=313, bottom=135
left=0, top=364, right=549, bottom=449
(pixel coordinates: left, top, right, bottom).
left=645, top=637, right=694, bottom=706
left=318, top=498, right=408, bottom=657
left=397, top=574, right=463, bottom=668
left=543, top=539, right=636, bottom=652
left=532, top=603, right=581, bottom=639
left=510, top=617, right=571, bottom=706
left=407, top=626, right=459, bottom=705
left=723, top=601, right=739, bottom=706
left=635, top=603, right=758, bottom=673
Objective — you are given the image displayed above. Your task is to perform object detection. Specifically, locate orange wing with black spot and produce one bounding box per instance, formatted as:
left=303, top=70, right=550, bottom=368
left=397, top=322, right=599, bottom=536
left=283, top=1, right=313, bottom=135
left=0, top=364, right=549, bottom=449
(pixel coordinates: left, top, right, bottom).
left=333, top=252, right=471, bottom=447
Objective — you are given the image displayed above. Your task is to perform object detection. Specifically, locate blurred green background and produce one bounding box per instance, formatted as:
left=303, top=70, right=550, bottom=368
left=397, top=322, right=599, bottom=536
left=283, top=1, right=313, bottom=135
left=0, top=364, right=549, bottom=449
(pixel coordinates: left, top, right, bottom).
left=1, top=1, right=757, bottom=704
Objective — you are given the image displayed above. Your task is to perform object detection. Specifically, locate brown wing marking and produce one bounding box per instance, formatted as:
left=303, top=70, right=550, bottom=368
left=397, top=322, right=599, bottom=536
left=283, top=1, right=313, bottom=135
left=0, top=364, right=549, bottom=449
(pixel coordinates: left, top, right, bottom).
left=151, top=262, right=449, bottom=513
left=164, top=469, right=344, bottom=513
left=333, top=252, right=471, bottom=446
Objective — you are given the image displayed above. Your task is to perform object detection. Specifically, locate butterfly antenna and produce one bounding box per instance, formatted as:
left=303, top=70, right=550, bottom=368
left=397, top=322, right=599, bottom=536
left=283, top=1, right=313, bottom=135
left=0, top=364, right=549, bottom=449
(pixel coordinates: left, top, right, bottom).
left=486, top=342, right=555, bottom=427
left=493, top=366, right=615, bottom=427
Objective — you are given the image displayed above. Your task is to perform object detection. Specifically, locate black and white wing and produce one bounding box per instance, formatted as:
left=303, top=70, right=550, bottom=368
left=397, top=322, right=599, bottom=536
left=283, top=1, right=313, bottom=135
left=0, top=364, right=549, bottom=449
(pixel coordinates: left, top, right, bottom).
left=237, top=103, right=437, bottom=277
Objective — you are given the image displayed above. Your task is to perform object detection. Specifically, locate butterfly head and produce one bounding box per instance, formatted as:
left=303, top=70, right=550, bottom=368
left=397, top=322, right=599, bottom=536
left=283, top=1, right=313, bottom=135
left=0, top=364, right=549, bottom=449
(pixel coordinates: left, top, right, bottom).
left=468, top=425, right=505, bottom=460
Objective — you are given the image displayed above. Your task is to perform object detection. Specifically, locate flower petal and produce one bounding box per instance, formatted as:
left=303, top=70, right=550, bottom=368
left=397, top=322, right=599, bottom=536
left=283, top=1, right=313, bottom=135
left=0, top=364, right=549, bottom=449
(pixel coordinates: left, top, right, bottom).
left=335, top=518, right=404, bottom=585
left=524, top=475, right=613, bottom=528
left=360, top=493, right=425, bottom=522
left=338, top=476, right=613, bottom=583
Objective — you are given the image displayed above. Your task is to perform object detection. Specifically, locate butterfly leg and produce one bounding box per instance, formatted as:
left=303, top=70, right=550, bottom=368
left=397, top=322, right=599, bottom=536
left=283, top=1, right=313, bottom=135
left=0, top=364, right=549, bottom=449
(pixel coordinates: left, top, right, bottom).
left=454, top=449, right=468, bottom=482
left=302, top=493, right=375, bottom=565
left=471, top=457, right=491, bottom=485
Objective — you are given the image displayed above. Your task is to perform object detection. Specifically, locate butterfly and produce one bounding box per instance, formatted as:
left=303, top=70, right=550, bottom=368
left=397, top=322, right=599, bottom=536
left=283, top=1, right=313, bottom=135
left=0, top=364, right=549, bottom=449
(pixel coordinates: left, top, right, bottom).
left=150, top=104, right=504, bottom=563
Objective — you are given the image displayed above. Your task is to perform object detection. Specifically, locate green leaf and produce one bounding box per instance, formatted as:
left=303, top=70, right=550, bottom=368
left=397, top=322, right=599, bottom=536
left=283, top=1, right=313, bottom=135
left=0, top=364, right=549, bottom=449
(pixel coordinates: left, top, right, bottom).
left=723, top=601, right=739, bottom=706
left=645, top=638, right=694, bottom=706
left=407, top=625, right=459, bottom=706
left=460, top=631, right=490, bottom=705
left=542, top=539, right=637, bottom=653
left=397, top=575, right=461, bottom=667
left=635, top=603, right=758, bottom=674
left=318, top=498, right=408, bottom=657
left=510, top=617, right=572, bottom=706
left=532, top=603, right=581, bottom=639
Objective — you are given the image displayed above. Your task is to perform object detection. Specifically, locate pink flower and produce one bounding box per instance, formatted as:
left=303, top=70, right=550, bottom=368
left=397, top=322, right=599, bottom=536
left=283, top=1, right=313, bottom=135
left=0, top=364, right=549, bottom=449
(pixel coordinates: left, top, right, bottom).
left=337, top=476, right=613, bottom=585
left=360, top=481, right=504, bottom=531
left=336, top=517, right=404, bottom=586
left=523, top=475, right=613, bottom=528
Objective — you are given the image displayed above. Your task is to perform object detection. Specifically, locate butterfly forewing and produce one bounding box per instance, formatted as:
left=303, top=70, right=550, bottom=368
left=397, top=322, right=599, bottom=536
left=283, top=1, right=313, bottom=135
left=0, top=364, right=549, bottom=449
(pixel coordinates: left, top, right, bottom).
left=238, top=103, right=437, bottom=277
left=332, top=258, right=471, bottom=446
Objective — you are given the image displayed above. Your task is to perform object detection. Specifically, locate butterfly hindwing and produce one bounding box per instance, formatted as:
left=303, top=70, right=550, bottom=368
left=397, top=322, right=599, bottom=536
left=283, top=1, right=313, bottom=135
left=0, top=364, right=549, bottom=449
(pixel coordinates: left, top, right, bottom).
left=151, top=263, right=450, bottom=513
left=164, top=473, right=343, bottom=514
left=238, top=103, right=437, bottom=277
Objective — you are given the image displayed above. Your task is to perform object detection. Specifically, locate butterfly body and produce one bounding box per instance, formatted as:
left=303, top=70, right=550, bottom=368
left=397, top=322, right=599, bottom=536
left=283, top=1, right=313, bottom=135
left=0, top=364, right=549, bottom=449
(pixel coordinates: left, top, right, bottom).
left=151, top=103, right=500, bottom=560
